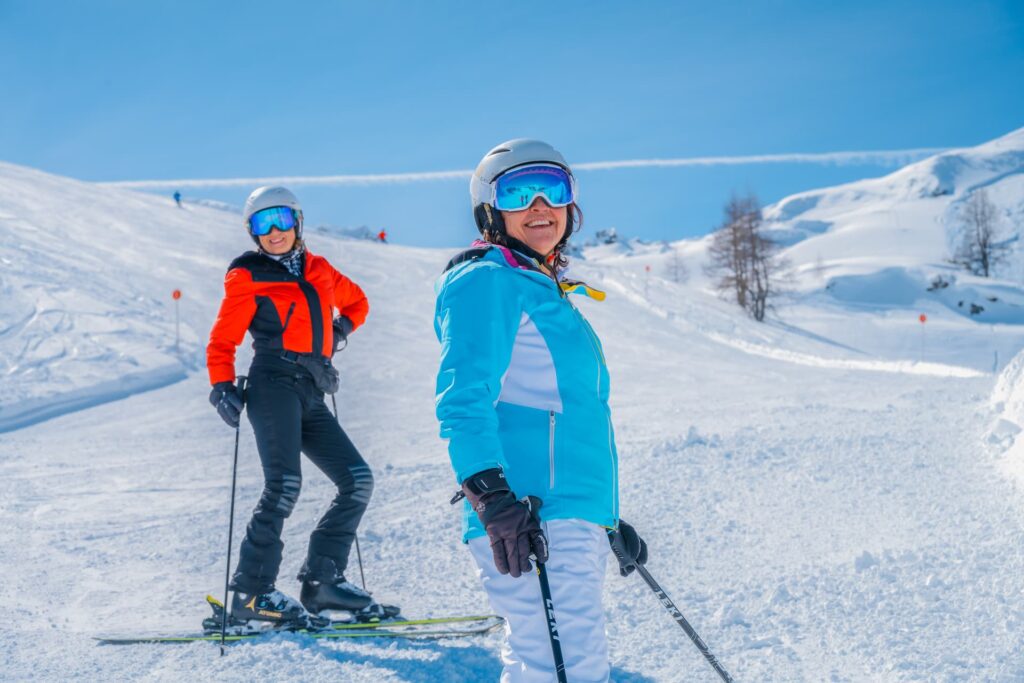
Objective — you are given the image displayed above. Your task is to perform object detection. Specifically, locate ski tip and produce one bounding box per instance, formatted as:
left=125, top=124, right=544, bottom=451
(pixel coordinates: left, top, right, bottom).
left=206, top=594, right=225, bottom=609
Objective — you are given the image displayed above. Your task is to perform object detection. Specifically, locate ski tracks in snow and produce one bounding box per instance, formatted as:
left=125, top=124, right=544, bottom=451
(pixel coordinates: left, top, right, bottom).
left=594, top=270, right=986, bottom=379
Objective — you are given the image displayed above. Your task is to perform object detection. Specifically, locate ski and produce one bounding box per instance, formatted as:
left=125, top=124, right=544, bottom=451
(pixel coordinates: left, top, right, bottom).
left=330, top=614, right=500, bottom=630
left=95, top=595, right=502, bottom=646
left=203, top=593, right=495, bottom=631
left=95, top=621, right=503, bottom=646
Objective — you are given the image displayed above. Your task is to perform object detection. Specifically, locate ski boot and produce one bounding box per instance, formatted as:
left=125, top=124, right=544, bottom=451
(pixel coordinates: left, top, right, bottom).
left=299, top=556, right=402, bottom=623
left=204, top=589, right=328, bottom=635
left=301, top=577, right=403, bottom=623
left=301, top=575, right=372, bottom=612
left=232, top=589, right=307, bottom=622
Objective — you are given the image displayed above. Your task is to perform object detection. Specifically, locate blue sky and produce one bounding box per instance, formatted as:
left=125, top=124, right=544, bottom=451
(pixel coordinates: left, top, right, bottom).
left=3, top=0, right=1022, bottom=247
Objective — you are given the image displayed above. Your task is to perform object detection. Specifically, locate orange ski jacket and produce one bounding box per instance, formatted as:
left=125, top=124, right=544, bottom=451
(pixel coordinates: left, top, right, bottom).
left=206, top=250, right=369, bottom=385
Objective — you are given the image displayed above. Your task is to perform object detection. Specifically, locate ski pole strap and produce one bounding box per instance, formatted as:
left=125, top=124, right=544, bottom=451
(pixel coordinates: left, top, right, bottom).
left=635, top=565, right=735, bottom=683
left=221, top=387, right=245, bottom=656
left=535, top=561, right=567, bottom=683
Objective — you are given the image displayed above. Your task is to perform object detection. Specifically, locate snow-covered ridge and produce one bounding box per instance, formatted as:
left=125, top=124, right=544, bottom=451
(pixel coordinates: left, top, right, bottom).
left=764, top=126, right=1024, bottom=241
left=0, top=162, right=241, bottom=431
left=761, top=126, right=1024, bottom=280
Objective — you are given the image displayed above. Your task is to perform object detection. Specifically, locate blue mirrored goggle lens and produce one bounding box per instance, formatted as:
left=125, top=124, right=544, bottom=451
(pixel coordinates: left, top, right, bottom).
left=248, top=206, right=297, bottom=236
left=493, top=165, right=574, bottom=212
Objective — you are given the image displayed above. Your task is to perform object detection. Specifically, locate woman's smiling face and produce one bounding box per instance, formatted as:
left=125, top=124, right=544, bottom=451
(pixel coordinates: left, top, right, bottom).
left=501, top=196, right=567, bottom=259
left=258, top=226, right=296, bottom=255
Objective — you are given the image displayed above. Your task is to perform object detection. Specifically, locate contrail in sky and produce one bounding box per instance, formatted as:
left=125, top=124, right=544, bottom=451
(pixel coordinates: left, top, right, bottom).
left=99, top=148, right=947, bottom=190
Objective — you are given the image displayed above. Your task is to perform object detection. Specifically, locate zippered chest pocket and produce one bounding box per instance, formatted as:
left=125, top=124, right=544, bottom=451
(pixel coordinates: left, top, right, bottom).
left=548, top=410, right=556, bottom=489
left=281, top=302, right=296, bottom=332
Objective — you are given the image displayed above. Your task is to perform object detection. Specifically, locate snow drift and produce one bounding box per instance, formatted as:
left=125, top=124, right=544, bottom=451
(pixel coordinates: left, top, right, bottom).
left=988, top=347, right=1024, bottom=488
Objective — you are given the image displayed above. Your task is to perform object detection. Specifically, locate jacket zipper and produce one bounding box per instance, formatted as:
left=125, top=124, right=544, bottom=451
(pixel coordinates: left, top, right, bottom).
left=549, top=411, right=556, bottom=489
left=609, top=409, right=617, bottom=519
left=281, top=302, right=296, bottom=333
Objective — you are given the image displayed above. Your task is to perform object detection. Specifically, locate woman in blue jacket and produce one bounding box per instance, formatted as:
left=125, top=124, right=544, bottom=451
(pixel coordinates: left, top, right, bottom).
left=434, top=139, right=647, bottom=682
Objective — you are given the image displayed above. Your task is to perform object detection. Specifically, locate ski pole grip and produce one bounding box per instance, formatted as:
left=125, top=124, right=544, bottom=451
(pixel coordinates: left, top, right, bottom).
left=524, top=496, right=548, bottom=565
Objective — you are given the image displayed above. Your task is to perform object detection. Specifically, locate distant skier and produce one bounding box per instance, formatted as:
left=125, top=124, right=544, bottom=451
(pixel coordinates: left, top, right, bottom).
left=207, top=186, right=385, bottom=629
left=173, top=191, right=182, bottom=208
left=434, top=139, right=648, bottom=681
left=377, top=229, right=387, bottom=243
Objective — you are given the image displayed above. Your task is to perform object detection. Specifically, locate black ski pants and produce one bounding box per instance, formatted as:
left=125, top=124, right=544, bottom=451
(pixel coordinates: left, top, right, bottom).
left=230, top=361, right=373, bottom=594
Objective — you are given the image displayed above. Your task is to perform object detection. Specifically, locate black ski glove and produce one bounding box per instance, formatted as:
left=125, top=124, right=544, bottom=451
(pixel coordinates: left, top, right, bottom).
left=209, top=381, right=244, bottom=428
left=332, top=316, right=353, bottom=355
left=460, top=469, right=548, bottom=578
left=608, top=520, right=648, bottom=577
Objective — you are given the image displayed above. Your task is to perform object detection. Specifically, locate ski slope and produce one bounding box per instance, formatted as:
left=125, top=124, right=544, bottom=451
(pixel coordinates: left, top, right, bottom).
left=3, top=131, right=1024, bottom=680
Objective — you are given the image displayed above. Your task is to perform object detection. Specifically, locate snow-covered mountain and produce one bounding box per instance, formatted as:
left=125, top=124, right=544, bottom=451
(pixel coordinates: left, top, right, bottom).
left=579, top=127, right=1024, bottom=373
left=763, top=126, right=1024, bottom=263
left=763, top=126, right=1024, bottom=323
left=3, top=134, right=1024, bottom=680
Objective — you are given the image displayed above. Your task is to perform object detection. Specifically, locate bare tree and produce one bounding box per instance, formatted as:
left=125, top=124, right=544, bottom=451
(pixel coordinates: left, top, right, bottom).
left=666, top=250, right=690, bottom=283
left=706, top=195, right=752, bottom=309
left=953, top=189, right=1008, bottom=277
left=705, top=193, right=781, bottom=321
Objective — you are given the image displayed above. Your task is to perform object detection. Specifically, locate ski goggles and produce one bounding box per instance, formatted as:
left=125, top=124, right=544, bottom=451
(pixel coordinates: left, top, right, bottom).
left=248, top=206, right=299, bottom=236
left=492, top=164, right=575, bottom=212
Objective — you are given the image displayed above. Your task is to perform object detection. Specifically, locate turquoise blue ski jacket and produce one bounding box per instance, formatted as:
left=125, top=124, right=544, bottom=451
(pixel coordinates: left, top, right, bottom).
left=434, top=243, right=619, bottom=541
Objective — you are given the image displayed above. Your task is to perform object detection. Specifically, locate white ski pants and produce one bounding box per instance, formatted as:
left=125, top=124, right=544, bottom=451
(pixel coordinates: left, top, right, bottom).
left=469, top=518, right=611, bottom=683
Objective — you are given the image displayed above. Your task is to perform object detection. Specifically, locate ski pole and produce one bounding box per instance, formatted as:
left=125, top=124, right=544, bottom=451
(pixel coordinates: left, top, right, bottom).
left=635, top=564, right=735, bottom=683
left=536, top=561, right=568, bottom=683
left=524, top=495, right=567, bottom=683
left=330, top=393, right=367, bottom=591
left=220, top=375, right=246, bottom=656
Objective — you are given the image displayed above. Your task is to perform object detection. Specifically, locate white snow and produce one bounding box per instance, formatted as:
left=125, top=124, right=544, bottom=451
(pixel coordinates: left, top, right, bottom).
left=3, top=128, right=1024, bottom=680
left=988, top=347, right=1024, bottom=491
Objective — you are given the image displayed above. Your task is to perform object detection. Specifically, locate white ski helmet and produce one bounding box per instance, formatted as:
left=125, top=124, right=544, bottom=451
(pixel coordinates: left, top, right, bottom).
left=470, top=138, right=572, bottom=208
left=243, top=186, right=303, bottom=241
left=470, top=139, right=577, bottom=237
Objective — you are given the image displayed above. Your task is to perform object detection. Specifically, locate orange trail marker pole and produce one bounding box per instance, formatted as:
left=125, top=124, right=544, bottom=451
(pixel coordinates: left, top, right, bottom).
left=173, top=289, right=182, bottom=352
left=918, top=313, right=927, bottom=362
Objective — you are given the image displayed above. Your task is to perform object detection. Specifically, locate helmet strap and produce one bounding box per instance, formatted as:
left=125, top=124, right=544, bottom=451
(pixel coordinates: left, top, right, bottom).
left=474, top=203, right=501, bottom=236
left=475, top=202, right=577, bottom=274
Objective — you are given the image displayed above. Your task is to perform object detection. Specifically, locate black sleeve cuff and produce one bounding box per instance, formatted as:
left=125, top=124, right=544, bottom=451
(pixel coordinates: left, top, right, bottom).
left=462, top=468, right=510, bottom=497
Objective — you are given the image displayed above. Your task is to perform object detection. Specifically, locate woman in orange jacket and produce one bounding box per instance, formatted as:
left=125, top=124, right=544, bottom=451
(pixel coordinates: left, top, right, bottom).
left=206, top=186, right=383, bottom=628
